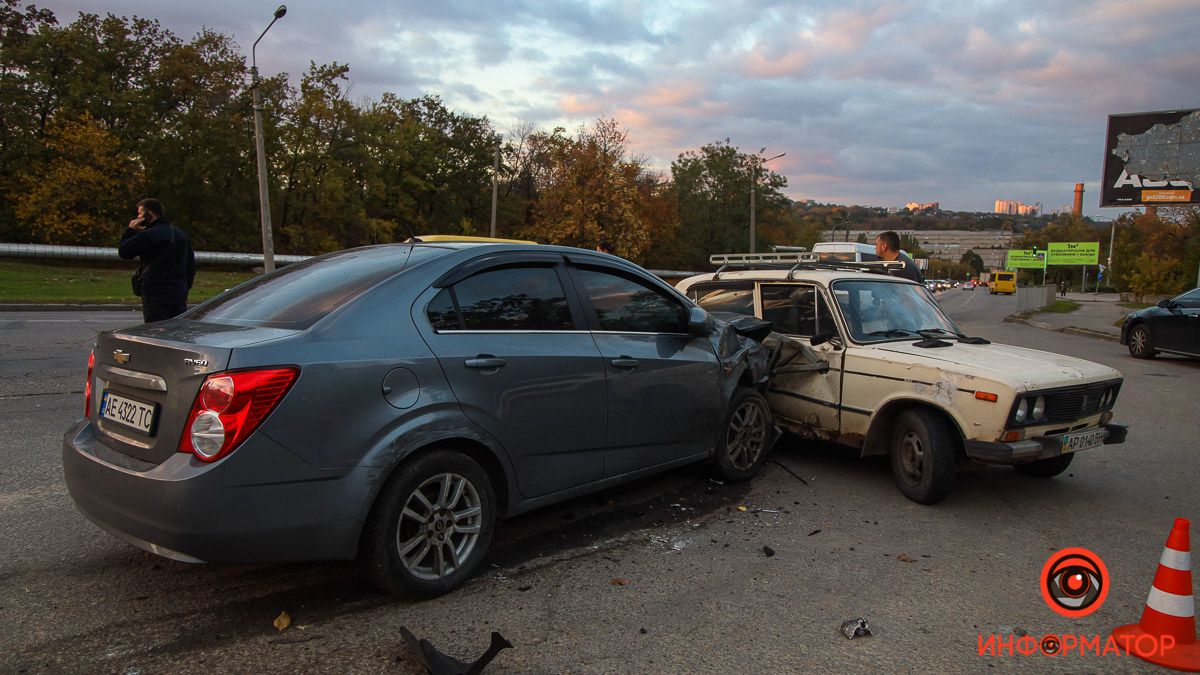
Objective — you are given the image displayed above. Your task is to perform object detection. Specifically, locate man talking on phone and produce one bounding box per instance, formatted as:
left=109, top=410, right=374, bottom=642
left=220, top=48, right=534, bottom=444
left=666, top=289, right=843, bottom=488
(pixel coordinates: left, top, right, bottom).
left=118, top=198, right=196, bottom=323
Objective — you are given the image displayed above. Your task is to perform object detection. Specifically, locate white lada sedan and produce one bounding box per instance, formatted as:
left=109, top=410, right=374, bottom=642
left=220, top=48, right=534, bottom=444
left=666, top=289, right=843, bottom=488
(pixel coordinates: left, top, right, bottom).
left=677, top=254, right=1128, bottom=504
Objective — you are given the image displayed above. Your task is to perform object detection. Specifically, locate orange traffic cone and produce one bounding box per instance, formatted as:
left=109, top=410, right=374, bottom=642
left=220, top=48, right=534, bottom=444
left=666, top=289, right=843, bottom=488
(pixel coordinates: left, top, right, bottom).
left=1112, top=517, right=1200, bottom=671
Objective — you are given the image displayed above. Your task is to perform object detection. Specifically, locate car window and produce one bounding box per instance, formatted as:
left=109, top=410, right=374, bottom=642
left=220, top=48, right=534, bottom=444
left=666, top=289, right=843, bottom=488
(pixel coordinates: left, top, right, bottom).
left=831, top=279, right=959, bottom=342
left=1174, top=289, right=1200, bottom=308
left=760, top=284, right=834, bottom=337
left=576, top=267, right=688, bottom=333
left=189, top=245, right=445, bottom=329
left=686, top=282, right=755, bottom=316
left=428, top=265, right=574, bottom=331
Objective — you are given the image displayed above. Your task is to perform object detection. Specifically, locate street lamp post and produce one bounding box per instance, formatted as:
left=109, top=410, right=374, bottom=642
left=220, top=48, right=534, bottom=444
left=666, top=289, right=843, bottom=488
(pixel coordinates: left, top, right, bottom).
left=750, top=150, right=785, bottom=253
left=251, top=5, right=287, bottom=274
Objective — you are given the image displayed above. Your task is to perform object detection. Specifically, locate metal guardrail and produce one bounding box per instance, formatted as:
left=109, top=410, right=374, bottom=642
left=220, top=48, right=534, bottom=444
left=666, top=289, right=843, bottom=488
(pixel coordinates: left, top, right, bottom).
left=0, top=243, right=699, bottom=280
left=0, top=243, right=309, bottom=266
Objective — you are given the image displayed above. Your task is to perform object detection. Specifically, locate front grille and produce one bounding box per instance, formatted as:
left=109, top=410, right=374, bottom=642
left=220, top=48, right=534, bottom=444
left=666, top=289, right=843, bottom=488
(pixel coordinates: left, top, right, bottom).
left=1044, top=382, right=1108, bottom=422
left=1009, top=379, right=1121, bottom=426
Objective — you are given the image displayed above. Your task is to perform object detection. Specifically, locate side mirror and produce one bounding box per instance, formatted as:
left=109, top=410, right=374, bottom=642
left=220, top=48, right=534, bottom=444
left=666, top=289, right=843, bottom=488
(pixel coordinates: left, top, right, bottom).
left=1157, top=299, right=1173, bottom=309
left=810, top=330, right=842, bottom=349
left=687, top=306, right=714, bottom=336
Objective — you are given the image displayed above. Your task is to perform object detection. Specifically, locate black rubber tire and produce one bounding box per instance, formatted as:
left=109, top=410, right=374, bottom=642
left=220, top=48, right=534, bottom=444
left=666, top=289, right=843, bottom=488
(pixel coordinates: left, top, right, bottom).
left=1127, top=324, right=1156, bottom=359
left=360, top=449, right=496, bottom=598
left=711, top=387, right=773, bottom=483
left=889, top=409, right=957, bottom=504
left=1014, top=453, right=1074, bottom=477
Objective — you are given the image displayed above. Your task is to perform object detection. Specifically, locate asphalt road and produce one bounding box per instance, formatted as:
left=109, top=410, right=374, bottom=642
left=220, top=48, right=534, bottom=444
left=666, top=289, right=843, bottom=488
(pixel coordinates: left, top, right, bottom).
left=2, top=297, right=1197, bottom=673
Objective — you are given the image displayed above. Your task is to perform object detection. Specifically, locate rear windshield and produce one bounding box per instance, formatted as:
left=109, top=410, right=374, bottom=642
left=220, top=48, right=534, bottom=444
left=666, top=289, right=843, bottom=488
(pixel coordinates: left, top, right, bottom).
left=187, top=245, right=447, bottom=329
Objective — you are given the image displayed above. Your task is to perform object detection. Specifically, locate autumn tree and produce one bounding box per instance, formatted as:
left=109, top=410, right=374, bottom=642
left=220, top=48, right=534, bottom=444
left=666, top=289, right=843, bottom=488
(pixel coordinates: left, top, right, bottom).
left=521, top=118, right=650, bottom=258
left=14, top=114, right=142, bottom=244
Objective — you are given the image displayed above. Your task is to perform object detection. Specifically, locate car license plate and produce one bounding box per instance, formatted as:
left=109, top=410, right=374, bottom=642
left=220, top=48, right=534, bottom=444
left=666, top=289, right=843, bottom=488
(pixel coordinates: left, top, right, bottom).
left=1060, top=427, right=1107, bottom=454
left=100, top=391, right=157, bottom=435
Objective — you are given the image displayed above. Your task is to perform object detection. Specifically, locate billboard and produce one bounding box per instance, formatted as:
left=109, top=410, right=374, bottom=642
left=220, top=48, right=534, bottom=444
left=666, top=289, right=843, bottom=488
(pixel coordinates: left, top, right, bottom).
left=1046, top=242, right=1099, bottom=266
left=1005, top=250, right=1046, bottom=269
left=1101, top=109, right=1200, bottom=207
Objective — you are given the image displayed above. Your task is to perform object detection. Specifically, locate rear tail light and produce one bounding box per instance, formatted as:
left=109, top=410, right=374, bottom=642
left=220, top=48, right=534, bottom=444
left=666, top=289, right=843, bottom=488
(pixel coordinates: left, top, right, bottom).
left=179, top=367, right=299, bottom=462
left=84, top=349, right=95, bottom=417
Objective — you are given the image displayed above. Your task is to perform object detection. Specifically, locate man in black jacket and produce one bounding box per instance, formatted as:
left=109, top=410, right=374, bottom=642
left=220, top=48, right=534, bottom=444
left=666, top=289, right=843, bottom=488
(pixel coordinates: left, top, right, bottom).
left=874, top=230, right=924, bottom=283
left=118, top=198, right=196, bottom=322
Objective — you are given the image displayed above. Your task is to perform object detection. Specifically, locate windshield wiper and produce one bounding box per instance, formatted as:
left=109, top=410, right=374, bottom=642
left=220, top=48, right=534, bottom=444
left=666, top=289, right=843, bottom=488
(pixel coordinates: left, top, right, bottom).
left=916, top=328, right=991, bottom=344
left=864, top=329, right=921, bottom=338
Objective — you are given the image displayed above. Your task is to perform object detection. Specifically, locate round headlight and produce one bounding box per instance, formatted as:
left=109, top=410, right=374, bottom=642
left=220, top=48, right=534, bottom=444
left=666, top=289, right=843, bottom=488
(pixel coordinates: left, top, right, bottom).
left=1015, top=398, right=1028, bottom=423
left=1032, top=396, right=1046, bottom=420
left=190, top=410, right=226, bottom=458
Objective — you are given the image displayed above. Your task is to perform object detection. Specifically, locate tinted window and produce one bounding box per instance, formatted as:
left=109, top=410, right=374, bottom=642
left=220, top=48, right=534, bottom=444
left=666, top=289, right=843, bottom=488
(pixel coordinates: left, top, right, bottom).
left=576, top=268, right=687, bottom=333
left=687, top=282, right=755, bottom=316
left=1175, top=289, right=1200, bottom=308
left=438, top=265, right=573, bottom=331
left=189, top=246, right=444, bottom=329
left=760, top=284, right=834, bottom=336
left=426, top=289, right=460, bottom=330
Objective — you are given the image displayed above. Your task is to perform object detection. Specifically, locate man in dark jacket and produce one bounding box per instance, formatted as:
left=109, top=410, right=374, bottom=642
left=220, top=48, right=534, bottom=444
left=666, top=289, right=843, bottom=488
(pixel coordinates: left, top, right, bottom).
left=118, top=198, right=196, bottom=322
left=874, top=230, right=924, bottom=283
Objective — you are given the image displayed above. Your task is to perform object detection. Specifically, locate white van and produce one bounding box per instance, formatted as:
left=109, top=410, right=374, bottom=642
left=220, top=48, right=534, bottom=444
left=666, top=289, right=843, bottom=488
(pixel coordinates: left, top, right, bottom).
left=809, top=242, right=880, bottom=262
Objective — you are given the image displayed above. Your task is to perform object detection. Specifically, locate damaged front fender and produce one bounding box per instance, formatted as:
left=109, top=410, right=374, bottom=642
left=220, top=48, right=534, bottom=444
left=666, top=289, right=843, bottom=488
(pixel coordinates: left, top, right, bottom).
left=708, top=313, right=775, bottom=399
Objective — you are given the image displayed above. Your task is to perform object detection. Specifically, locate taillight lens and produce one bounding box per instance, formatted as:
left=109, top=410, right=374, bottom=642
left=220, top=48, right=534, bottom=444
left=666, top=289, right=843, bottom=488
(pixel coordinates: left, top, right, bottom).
left=179, top=367, right=298, bottom=462
left=85, top=349, right=95, bottom=417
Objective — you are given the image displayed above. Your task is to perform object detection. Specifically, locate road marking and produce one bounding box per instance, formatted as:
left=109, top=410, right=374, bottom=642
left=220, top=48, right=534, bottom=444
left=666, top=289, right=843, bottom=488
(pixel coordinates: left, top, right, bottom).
left=961, top=292, right=977, bottom=308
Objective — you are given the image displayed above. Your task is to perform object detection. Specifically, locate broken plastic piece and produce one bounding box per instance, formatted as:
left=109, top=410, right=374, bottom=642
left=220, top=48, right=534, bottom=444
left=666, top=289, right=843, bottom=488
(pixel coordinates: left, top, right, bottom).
left=400, top=626, right=512, bottom=675
left=840, top=618, right=872, bottom=640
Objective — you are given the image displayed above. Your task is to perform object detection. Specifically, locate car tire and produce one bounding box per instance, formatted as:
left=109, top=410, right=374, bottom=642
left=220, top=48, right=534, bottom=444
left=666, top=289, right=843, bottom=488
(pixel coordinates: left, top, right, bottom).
left=711, top=387, right=773, bottom=482
left=889, top=409, right=957, bottom=504
left=1127, top=324, right=1156, bottom=359
left=360, top=449, right=496, bottom=598
left=1014, top=453, right=1074, bottom=477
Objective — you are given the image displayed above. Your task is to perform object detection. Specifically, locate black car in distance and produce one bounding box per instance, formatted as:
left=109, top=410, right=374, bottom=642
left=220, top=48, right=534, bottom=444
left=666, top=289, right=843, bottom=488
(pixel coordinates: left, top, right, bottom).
left=1121, top=287, right=1200, bottom=359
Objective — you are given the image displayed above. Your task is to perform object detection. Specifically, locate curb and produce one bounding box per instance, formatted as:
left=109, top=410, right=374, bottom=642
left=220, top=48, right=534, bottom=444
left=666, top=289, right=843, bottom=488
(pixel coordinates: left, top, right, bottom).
left=0, top=304, right=139, bottom=312
left=1003, top=315, right=1121, bottom=342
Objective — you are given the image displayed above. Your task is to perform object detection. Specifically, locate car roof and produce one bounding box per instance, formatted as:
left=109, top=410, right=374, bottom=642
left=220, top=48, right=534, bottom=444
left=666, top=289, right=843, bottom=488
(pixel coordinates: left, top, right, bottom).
left=677, top=268, right=921, bottom=290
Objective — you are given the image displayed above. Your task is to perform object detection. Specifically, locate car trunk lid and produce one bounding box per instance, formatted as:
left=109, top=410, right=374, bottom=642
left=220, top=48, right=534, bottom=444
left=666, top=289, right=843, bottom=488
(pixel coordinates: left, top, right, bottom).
left=90, top=321, right=297, bottom=465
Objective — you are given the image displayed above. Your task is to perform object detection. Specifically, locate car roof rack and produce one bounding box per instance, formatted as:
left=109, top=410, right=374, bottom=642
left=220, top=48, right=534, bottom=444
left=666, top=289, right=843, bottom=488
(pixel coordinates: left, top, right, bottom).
left=707, top=253, right=903, bottom=280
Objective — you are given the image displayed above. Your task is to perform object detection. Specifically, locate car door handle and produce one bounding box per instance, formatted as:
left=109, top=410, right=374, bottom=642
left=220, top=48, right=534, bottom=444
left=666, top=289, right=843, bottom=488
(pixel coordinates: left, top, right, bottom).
left=465, top=357, right=507, bottom=369
left=610, top=357, right=640, bottom=369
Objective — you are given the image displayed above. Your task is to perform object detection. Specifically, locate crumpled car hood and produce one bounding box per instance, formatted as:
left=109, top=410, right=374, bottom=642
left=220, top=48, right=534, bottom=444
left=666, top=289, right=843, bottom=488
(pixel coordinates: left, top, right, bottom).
left=873, top=341, right=1122, bottom=390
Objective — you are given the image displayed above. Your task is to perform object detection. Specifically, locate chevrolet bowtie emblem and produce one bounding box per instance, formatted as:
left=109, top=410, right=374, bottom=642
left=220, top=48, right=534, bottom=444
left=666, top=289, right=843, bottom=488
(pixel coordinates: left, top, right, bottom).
left=113, top=349, right=131, bottom=365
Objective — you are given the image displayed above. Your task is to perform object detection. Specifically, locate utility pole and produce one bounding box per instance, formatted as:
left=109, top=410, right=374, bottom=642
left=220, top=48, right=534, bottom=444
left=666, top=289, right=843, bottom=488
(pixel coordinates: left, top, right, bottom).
left=251, top=5, right=287, bottom=274
left=750, top=150, right=785, bottom=252
left=489, top=141, right=500, bottom=238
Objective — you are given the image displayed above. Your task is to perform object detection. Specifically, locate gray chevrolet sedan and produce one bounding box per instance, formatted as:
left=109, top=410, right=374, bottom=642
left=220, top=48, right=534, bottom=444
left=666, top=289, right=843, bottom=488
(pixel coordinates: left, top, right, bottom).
left=64, top=242, right=776, bottom=597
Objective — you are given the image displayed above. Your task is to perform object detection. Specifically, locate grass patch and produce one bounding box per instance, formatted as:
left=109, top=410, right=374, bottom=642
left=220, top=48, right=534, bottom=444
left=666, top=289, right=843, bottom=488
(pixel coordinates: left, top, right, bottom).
left=0, top=259, right=257, bottom=304
left=1030, top=300, right=1080, bottom=314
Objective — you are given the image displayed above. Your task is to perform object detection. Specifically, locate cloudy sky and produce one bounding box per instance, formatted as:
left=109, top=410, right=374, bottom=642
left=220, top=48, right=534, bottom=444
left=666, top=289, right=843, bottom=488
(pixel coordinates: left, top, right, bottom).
left=38, top=0, right=1200, bottom=216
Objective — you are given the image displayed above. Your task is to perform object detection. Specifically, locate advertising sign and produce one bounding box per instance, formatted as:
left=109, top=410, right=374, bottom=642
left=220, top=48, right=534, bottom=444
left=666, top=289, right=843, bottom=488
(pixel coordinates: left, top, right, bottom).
left=1101, top=109, right=1200, bottom=207
left=1005, top=250, right=1046, bottom=269
left=1046, top=242, right=1099, bottom=266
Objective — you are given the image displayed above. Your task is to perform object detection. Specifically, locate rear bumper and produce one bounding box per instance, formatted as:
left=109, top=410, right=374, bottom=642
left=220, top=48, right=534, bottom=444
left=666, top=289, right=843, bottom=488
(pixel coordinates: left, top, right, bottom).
left=964, top=423, right=1128, bottom=465
left=62, top=419, right=372, bottom=564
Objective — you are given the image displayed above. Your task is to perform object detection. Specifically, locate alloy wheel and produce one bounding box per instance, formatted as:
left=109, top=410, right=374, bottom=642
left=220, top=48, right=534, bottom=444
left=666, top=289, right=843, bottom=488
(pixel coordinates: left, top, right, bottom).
left=395, top=472, right=483, bottom=581
left=726, top=398, right=767, bottom=470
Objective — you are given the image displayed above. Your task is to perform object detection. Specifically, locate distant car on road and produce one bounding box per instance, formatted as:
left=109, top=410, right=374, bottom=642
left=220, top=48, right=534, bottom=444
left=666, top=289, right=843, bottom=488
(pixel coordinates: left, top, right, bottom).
left=63, top=241, right=777, bottom=598
left=1121, top=287, right=1200, bottom=359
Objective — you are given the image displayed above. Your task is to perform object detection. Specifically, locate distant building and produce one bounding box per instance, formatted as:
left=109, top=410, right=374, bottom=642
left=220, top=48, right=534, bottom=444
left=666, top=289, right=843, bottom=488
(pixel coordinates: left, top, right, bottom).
left=994, top=199, right=1041, bottom=216
left=822, top=228, right=1013, bottom=269
left=905, top=201, right=940, bottom=212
